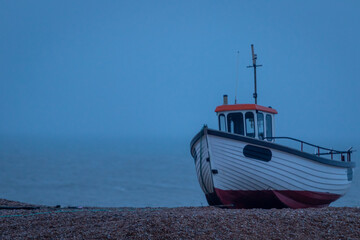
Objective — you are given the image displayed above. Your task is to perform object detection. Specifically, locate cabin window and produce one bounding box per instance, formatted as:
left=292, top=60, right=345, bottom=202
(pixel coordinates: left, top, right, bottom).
left=245, top=112, right=255, bottom=137
left=257, top=112, right=264, bottom=140
left=227, top=113, right=244, bottom=135
left=219, top=114, right=226, bottom=131
left=266, top=114, right=273, bottom=140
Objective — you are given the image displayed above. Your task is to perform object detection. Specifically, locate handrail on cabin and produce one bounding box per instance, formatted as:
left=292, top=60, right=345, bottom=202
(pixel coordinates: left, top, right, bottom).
left=264, top=136, right=352, bottom=161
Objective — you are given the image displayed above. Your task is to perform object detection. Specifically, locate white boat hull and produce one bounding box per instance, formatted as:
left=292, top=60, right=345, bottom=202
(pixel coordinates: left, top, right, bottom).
left=191, top=127, right=355, bottom=208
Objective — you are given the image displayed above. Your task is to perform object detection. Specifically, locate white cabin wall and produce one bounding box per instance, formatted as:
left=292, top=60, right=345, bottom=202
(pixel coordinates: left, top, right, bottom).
left=217, top=110, right=277, bottom=143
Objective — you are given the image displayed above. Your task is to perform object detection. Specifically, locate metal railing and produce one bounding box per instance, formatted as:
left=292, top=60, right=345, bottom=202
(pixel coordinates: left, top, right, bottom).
left=264, top=136, right=353, bottom=162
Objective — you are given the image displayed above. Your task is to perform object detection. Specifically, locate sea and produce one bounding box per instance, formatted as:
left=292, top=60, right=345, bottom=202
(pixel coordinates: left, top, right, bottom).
left=0, top=135, right=359, bottom=208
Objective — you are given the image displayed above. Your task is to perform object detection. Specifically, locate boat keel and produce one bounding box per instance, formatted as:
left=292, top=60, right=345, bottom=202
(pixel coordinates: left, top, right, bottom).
left=213, top=188, right=341, bottom=209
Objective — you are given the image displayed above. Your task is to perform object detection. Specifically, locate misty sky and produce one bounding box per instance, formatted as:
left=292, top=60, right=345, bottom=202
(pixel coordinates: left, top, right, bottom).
left=1, top=1, right=359, bottom=149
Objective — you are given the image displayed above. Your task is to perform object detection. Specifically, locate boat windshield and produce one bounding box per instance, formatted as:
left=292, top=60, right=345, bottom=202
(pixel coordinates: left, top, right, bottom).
left=266, top=114, right=272, bottom=140
left=227, top=113, right=244, bottom=135
left=257, top=113, right=264, bottom=140
left=245, top=112, right=255, bottom=137
left=219, top=114, right=226, bottom=131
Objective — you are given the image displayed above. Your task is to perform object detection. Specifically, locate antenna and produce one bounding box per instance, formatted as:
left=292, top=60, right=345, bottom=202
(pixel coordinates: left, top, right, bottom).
left=235, top=51, right=240, bottom=104
left=246, top=44, right=262, bottom=104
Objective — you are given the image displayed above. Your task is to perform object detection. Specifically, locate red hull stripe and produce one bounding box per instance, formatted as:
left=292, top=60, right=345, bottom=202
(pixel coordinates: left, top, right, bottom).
left=214, top=188, right=341, bottom=209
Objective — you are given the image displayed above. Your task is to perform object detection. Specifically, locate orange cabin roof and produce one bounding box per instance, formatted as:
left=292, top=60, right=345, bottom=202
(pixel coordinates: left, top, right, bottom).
left=215, top=104, right=278, bottom=114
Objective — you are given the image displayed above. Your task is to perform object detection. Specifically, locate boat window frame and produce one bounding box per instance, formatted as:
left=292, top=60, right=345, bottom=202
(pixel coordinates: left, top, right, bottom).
left=266, top=114, right=273, bottom=141
left=218, top=114, right=226, bottom=131
left=227, top=112, right=244, bottom=135
left=245, top=111, right=256, bottom=138
left=257, top=112, right=265, bottom=140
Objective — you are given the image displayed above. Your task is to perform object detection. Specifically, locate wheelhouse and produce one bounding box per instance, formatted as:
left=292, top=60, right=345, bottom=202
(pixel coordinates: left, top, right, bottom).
left=215, top=96, right=278, bottom=141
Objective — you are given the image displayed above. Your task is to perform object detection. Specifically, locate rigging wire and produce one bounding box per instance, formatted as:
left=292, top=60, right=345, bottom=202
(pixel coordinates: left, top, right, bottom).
left=235, top=50, right=240, bottom=104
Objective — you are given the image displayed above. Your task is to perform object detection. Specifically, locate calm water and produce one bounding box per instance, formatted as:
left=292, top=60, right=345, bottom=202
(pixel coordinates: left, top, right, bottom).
left=0, top=136, right=359, bottom=207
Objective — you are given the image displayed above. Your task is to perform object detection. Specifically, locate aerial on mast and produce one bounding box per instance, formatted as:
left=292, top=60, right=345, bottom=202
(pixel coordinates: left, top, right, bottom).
left=247, top=44, right=262, bottom=104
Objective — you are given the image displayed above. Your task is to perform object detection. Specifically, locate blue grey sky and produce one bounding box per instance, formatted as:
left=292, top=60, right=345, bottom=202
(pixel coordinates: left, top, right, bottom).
left=1, top=1, right=359, bottom=149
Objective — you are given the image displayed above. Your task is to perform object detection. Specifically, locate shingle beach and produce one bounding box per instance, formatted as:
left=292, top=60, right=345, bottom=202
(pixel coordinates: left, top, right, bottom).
left=1, top=199, right=359, bottom=239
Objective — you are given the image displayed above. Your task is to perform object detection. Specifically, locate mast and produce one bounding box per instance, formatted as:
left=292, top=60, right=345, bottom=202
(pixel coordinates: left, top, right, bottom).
left=247, top=44, right=262, bottom=104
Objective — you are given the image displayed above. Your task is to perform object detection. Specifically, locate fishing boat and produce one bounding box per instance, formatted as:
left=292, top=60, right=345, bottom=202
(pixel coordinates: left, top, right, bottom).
left=190, top=45, right=355, bottom=209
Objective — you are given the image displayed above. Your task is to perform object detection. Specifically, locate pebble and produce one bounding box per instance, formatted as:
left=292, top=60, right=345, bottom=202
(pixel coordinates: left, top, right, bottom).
left=1, top=199, right=360, bottom=239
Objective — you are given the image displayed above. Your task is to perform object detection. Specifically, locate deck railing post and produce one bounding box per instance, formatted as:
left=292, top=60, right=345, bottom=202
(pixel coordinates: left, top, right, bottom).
left=268, top=137, right=349, bottom=161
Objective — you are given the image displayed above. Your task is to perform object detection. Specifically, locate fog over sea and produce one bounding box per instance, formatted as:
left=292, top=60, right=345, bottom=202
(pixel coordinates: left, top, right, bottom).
left=0, top=136, right=204, bottom=207
left=1, top=135, right=358, bottom=208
